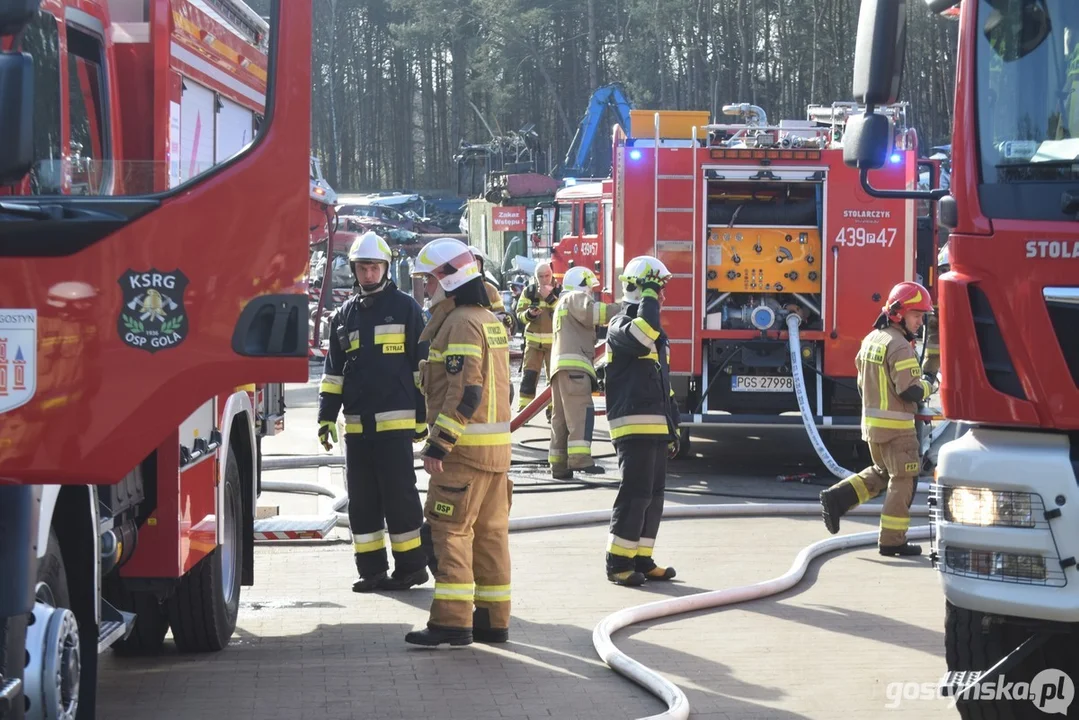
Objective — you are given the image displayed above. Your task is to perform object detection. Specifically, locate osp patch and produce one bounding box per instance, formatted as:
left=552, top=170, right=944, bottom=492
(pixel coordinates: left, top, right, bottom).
left=445, top=355, right=465, bottom=374
left=118, top=269, right=189, bottom=354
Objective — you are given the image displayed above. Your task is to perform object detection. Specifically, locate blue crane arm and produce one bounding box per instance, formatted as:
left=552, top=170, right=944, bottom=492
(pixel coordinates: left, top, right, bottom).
left=563, top=83, right=633, bottom=177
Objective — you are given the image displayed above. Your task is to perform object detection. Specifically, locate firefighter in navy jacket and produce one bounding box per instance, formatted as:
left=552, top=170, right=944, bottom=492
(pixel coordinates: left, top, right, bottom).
left=319, top=231, right=430, bottom=592
left=603, top=255, right=681, bottom=587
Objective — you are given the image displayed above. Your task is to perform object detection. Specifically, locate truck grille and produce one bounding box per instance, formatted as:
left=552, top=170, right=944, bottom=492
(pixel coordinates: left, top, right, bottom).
left=1045, top=292, right=1079, bottom=388
left=969, top=285, right=1027, bottom=400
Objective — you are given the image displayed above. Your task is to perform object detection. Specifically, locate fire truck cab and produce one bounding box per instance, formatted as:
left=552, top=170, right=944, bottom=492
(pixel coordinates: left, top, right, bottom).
left=0, top=1, right=312, bottom=718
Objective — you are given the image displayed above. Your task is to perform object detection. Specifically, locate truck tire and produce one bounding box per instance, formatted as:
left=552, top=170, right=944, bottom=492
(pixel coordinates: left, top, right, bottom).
left=168, top=446, right=243, bottom=653
left=102, top=579, right=168, bottom=657
left=26, top=531, right=81, bottom=720
left=945, top=602, right=1078, bottom=720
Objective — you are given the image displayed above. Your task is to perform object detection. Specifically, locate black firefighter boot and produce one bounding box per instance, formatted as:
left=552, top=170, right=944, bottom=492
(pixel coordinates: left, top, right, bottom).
left=472, top=607, right=509, bottom=644
left=635, top=556, right=676, bottom=581
left=606, top=554, right=646, bottom=587
left=405, top=624, right=473, bottom=647
left=380, top=566, right=429, bottom=591
left=880, top=542, right=923, bottom=557
left=352, top=571, right=388, bottom=593
left=819, top=481, right=860, bottom=535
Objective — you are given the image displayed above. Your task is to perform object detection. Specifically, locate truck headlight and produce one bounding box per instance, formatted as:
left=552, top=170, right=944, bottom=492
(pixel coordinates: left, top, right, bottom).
left=942, top=487, right=1037, bottom=528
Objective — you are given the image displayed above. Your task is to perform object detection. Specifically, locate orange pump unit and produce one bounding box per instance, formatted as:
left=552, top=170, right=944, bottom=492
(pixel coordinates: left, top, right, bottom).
left=705, top=227, right=822, bottom=294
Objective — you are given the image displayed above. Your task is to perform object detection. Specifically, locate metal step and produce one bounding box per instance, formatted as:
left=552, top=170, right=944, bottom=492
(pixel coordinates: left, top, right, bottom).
left=254, top=513, right=339, bottom=542
left=98, top=598, right=136, bottom=653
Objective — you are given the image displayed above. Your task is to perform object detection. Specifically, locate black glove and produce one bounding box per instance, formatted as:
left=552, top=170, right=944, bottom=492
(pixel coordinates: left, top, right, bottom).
left=667, top=433, right=680, bottom=460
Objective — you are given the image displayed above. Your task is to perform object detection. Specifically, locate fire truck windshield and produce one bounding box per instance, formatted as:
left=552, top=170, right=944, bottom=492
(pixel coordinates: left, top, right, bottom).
left=11, top=1, right=273, bottom=199
left=977, top=0, right=1079, bottom=218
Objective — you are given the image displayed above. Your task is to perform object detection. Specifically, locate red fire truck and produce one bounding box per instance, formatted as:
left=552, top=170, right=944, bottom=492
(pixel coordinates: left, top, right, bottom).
left=548, top=179, right=614, bottom=286
left=0, top=1, right=311, bottom=717
left=847, top=0, right=1079, bottom=709
left=595, top=102, right=929, bottom=456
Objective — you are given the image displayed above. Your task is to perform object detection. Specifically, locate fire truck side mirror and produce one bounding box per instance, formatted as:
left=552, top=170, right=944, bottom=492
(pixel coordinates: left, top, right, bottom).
left=843, top=112, right=895, bottom=171
left=852, top=0, right=907, bottom=106
left=0, top=0, right=41, bottom=36
left=0, top=52, right=34, bottom=186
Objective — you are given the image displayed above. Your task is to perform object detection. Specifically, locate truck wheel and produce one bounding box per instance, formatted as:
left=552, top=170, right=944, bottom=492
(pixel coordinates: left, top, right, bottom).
left=25, top=530, right=81, bottom=720
left=102, top=579, right=168, bottom=657
left=168, top=446, right=243, bottom=653
left=945, top=602, right=1077, bottom=720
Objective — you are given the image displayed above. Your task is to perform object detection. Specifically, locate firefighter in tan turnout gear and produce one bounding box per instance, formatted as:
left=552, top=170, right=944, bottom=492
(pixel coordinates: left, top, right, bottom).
left=516, top=261, right=560, bottom=412
left=406, top=237, right=514, bottom=647
left=820, top=281, right=937, bottom=556
left=548, top=266, right=620, bottom=478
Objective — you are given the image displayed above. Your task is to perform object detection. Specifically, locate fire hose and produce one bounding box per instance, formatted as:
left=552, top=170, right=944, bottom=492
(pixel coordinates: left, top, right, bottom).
left=262, top=473, right=931, bottom=719
left=264, top=322, right=941, bottom=716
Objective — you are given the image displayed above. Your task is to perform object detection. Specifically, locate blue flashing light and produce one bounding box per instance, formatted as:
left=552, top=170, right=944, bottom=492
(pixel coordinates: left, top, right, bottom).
left=629, top=149, right=642, bottom=161
left=890, top=153, right=902, bottom=164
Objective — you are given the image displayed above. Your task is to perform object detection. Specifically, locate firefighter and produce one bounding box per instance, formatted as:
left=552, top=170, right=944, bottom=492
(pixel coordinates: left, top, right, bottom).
left=819, top=281, right=938, bottom=556
left=318, top=231, right=430, bottom=592
left=470, top=246, right=514, bottom=333
left=603, top=256, right=681, bottom=587
left=405, top=237, right=513, bottom=647
left=515, top=261, right=560, bottom=412
left=548, top=266, right=620, bottom=478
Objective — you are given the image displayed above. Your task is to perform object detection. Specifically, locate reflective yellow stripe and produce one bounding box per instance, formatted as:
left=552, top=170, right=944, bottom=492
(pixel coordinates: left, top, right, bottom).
left=446, top=343, right=483, bottom=358
left=487, top=354, right=496, bottom=420
left=429, top=349, right=444, bottom=362
left=320, top=375, right=344, bottom=395
left=849, top=476, right=871, bottom=504
left=552, top=356, right=595, bottom=374
left=878, top=366, right=888, bottom=412
left=433, top=582, right=474, bottom=601
left=435, top=414, right=466, bottom=437
left=567, top=446, right=591, bottom=455
left=632, top=316, right=660, bottom=342
left=343, top=414, right=363, bottom=435
left=353, top=530, right=386, bottom=553
left=636, top=546, right=654, bottom=558
left=865, top=417, right=915, bottom=429
left=880, top=515, right=911, bottom=531
left=457, top=434, right=511, bottom=446
left=920, top=379, right=933, bottom=397
left=610, top=424, right=668, bottom=439
left=390, top=530, right=422, bottom=553
left=475, top=584, right=511, bottom=602
left=894, top=358, right=919, bottom=371
left=606, top=534, right=638, bottom=558
left=642, top=351, right=658, bottom=362
left=377, top=418, right=415, bottom=432
left=374, top=324, right=406, bottom=344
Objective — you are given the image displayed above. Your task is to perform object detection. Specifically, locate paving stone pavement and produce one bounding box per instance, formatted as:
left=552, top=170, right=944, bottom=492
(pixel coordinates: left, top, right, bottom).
left=97, top=372, right=958, bottom=719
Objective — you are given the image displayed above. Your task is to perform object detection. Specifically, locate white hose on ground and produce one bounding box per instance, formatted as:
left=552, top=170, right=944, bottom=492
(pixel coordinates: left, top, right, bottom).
left=785, top=313, right=857, bottom=480
left=592, top=517, right=933, bottom=720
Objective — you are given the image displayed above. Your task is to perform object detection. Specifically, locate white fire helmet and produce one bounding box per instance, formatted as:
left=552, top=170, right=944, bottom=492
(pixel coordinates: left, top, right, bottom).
left=619, top=255, right=672, bottom=304
left=563, top=266, right=599, bottom=290
left=348, top=230, right=392, bottom=265
left=412, top=237, right=482, bottom=292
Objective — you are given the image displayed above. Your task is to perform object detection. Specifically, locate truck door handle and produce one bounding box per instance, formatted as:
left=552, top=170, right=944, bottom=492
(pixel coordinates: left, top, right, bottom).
left=232, top=294, right=308, bottom=357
